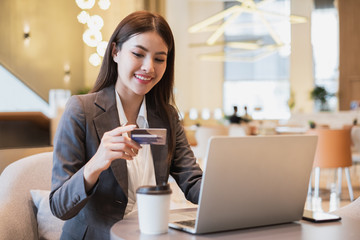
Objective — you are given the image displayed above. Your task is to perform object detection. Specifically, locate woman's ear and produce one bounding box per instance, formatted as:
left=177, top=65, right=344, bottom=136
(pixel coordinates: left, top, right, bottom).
left=111, top=42, right=118, bottom=60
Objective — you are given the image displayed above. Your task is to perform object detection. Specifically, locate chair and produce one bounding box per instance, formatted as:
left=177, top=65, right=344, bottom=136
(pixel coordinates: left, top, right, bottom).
left=308, top=129, right=354, bottom=202
left=192, top=126, right=229, bottom=160
left=332, top=196, right=360, bottom=219
left=0, top=152, right=53, bottom=240
left=228, top=124, right=248, bottom=136
left=0, top=151, right=198, bottom=240
left=184, top=126, right=198, bottom=147
left=351, top=126, right=360, bottom=165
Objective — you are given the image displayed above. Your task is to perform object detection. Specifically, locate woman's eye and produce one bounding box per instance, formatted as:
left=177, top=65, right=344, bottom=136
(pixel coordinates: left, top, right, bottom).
left=132, top=52, right=143, bottom=58
left=155, top=58, right=165, bottom=63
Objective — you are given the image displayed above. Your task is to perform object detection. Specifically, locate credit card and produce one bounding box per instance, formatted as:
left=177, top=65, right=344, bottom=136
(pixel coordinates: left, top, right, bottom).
left=130, top=128, right=167, bottom=145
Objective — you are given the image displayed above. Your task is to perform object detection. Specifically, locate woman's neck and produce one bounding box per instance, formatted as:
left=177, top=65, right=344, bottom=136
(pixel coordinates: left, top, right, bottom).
left=115, top=89, right=143, bottom=125
left=121, top=95, right=143, bottom=125
left=115, top=80, right=146, bottom=125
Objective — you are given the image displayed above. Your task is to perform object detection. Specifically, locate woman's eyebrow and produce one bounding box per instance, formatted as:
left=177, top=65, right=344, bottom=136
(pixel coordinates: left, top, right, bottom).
left=135, top=45, right=167, bottom=55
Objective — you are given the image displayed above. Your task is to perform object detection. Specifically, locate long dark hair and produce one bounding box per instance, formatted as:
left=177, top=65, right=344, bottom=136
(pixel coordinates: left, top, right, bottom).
left=91, top=11, right=177, bottom=160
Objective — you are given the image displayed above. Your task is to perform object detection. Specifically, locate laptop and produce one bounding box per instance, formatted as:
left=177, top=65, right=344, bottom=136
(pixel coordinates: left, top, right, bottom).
left=169, top=135, right=318, bottom=234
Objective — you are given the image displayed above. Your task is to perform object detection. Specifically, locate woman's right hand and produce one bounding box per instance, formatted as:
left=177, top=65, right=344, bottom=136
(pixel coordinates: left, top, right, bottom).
left=83, top=124, right=141, bottom=192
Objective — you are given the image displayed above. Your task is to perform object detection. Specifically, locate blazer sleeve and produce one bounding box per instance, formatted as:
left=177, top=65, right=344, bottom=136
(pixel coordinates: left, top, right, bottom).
left=169, top=109, right=203, bottom=204
left=49, top=96, right=96, bottom=220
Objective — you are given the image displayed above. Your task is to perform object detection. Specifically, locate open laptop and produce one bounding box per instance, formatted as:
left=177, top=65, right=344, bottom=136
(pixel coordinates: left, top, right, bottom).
left=169, top=135, right=318, bottom=234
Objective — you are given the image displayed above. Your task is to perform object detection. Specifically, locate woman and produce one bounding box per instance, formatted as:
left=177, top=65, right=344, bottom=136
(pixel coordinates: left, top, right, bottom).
left=50, top=11, right=202, bottom=239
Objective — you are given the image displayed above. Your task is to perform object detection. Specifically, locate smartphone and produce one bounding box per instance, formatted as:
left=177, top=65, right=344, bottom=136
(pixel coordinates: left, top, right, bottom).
left=302, top=210, right=341, bottom=223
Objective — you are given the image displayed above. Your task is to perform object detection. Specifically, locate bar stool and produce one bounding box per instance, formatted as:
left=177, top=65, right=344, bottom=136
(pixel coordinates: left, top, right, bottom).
left=309, top=128, right=354, bottom=202
left=351, top=126, right=360, bottom=165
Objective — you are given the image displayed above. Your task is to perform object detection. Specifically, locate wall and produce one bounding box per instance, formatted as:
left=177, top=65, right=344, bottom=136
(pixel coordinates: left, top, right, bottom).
left=0, top=0, right=85, bottom=101
left=0, top=0, right=222, bottom=112
left=166, top=0, right=224, bottom=113
left=338, top=0, right=360, bottom=110
left=0, top=146, right=53, bottom=174
left=289, top=0, right=314, bottom=113
left=0, top=0, right=316, bottom=115
left=0, top=0, right=148, bottom=100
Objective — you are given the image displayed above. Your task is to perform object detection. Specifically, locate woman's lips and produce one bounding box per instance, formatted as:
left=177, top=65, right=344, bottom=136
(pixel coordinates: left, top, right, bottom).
left=134, top=74, right=152, bottom=83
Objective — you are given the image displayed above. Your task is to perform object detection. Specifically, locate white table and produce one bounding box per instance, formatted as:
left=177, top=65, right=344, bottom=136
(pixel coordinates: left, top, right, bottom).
left=110, top=208, right=360, bottom=240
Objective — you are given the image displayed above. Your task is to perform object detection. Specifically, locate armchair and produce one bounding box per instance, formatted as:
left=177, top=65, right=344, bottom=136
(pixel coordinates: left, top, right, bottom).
left=0, top=152, right=56, bottom=240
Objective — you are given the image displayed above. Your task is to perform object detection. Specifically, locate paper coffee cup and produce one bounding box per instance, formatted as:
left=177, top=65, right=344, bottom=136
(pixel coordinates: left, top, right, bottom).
left=136, top=184, right=172, bottom=235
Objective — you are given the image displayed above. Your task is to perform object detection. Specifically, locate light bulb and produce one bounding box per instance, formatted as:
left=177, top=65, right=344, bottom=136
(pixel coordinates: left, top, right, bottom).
left=89, top=53, right=102, bottom=66
left=77, top=11, right=90, bottom=24
left=23, top=23, right=31, bottom=46
left=97, top=41, right=108, bottom=57
left=87, top=15, right=104, bottom=30
left=98, top=0, right=111, bottom=10
left=201, top=108, right=211, bottom=120
left=83, top=29, right=102, bottom=47
left=189, top=108, right=198, bottom=120
left=75, top=0, right=95, bottom=10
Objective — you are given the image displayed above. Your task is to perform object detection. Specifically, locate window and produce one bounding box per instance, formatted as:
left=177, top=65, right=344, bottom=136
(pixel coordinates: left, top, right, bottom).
left=222, top=0, right=291, bottom=119
left=311, top=6, right=338, bottom=111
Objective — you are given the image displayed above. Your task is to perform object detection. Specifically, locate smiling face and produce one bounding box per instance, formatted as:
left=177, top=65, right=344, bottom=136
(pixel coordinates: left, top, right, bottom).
left=113, top=31, right=168, bottom=100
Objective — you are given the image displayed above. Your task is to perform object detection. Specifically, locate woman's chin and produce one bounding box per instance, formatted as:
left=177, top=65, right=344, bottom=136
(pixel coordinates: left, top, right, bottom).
left=132, top=88, right=151, bottom=97
left=131, top=85, right=155, bottom=96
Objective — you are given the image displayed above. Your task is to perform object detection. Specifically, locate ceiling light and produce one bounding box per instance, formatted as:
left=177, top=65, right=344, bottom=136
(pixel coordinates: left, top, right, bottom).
left=201, top=108, right=211, bottom=120
left=75, top=0, right=95, bottom=10
left=189, top=0, right=307, bottom=48
left=98, top=0, right=111, bottom=10
left=87, top=15, right=104, bottom=30
left=89, top=53, right=102, bottom=66
left=199, top=44, right=280, bottom=62
left=77, top=11, right=90, bottom=24
left=190, top=40, right=261, bottom=50
left=189, top=5, right=240, bottom=34
left=189, top=108, right=198, bottom=120
left=83, top=29, right=102, bottom=47
left=23, top=23, right=31, bottom=46
left=96, top=41, right=108, bottom=57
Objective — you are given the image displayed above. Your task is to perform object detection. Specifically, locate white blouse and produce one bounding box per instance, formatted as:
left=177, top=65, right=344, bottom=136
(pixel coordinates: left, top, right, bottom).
left=115, top=90, right=156, bottom=215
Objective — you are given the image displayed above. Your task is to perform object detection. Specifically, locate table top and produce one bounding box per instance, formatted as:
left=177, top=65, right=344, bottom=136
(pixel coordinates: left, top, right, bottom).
left=275, top=126, right=307, bottom=135
left=110, top=208, right=360, bottom=240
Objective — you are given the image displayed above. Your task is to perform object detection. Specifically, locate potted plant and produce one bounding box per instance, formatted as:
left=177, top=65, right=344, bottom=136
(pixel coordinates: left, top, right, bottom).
left=310, top=86, right=334, bottom=111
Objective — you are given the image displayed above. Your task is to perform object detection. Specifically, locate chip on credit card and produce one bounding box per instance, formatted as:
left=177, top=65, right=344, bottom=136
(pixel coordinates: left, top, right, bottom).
left=130, top=128, right=167, bottom=145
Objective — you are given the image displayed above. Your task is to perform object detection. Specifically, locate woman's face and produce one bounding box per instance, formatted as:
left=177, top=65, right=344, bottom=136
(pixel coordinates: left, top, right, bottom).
left=113, top=31, right=168, bottom=98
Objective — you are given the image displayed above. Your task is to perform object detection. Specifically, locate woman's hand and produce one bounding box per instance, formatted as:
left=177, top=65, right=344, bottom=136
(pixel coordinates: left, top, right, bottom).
left=84, top=124, right=141, bottom=192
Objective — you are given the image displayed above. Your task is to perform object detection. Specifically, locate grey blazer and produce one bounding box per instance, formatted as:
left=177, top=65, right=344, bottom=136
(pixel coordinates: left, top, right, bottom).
left=49, top=85, right=202, bottom=239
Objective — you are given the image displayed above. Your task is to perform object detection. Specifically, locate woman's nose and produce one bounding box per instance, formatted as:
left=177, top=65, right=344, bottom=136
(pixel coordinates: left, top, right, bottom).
left=141, top=58, right=154, bottom=73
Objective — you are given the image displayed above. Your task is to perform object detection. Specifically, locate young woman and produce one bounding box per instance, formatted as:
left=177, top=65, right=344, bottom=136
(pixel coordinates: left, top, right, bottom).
left=50, top=11, right=202, bottom=239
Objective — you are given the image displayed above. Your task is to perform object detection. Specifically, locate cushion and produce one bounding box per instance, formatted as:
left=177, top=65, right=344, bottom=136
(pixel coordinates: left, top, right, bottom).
left=30, top=189, right=64, bottom=240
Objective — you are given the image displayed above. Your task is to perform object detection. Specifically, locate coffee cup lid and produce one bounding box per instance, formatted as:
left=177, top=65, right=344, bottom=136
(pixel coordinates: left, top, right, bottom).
left=136, top=183, right=172, bottom=195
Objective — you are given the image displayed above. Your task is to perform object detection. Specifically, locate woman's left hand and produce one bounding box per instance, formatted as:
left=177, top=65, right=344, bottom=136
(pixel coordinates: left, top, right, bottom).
left=83, top=124, right=141, bottom=191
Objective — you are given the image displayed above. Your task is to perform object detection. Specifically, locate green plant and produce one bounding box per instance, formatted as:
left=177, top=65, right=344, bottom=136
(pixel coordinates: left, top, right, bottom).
left=310, top=86, right=334, bottom=111
left=310, top=86, right=327, bottom=104
left=77, top=87, right=92, bottom=95
left=308, top=120, right=316, bottom=129
left=287, top=90, right=295, bottom=110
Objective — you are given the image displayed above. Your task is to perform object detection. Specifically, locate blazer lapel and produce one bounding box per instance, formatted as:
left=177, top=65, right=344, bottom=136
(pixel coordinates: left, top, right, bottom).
left=147, top=106, right=170, bottom=185
left=93, top=86, right=128, bottom=197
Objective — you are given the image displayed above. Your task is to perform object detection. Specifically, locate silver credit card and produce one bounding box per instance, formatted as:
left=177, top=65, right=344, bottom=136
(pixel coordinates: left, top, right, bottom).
left=130, top=128, right=167, bottom=145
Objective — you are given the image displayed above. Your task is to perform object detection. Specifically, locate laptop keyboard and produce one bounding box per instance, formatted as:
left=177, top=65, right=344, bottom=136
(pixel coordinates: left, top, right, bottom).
left=175, top=219, right=196, bottom=228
